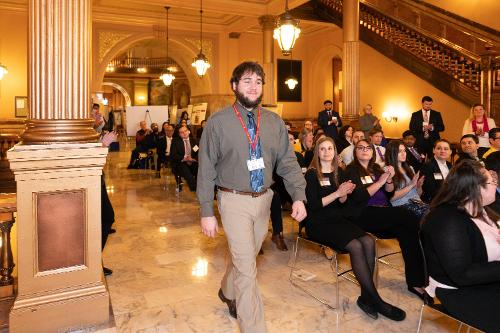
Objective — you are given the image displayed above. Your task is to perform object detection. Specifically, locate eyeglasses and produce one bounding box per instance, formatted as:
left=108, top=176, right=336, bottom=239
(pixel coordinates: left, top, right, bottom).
left=356, top=146, right=373, bottom=152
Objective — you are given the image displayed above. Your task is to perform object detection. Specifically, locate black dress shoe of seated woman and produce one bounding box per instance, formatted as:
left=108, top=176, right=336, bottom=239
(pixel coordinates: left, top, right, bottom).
left=356, top=296, right=378, bottom=320
left=375, top=302, right=406, bottom=321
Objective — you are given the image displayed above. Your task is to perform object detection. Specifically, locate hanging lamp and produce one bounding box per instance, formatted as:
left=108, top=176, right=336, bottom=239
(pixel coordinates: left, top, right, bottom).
left=273, top=0, right=301, bottom=56
left=192, top=0, right=211, bottom=77
left=285, top=54, right=298, bottom=90
left=159, top=6, right=175, bottom=86
left=0, top=63, right=8, bottom=80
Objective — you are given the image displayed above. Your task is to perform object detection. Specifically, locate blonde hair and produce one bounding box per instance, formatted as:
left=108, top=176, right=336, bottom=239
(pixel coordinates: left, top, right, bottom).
left=469, top=103, right=486, bottom=120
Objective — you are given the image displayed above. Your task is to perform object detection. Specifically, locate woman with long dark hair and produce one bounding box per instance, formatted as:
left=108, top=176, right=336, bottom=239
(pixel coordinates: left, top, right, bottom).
left=335, top=125, right=353, bottom=153
left=384, top=140, right=428, bottom=219
left=343, top=139, right=427, bottom=302
left=421, top=160, right=500, bottom=332
left=305, top=137, right=406, bottom=321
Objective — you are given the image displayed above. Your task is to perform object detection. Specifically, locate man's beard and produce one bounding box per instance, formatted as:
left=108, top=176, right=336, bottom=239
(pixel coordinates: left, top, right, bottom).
left=234, top=90, right=263, bottom=109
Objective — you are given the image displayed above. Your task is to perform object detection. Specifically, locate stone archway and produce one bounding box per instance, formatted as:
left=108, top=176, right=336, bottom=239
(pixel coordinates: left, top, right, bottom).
left=93, top=33, right=213, bottom=97
left=102, top=81, right=132, bottom=107
left=308, top=44, right=343, bottom=118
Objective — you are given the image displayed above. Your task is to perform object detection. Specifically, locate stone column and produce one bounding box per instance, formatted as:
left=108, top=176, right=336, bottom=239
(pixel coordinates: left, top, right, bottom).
left=7, top=1, right=110, bottom=332
left=342, top=0, right=360, bottom=124
left=21, top=0, right=99, bottom=143
left=259, top=15, right=277, bottom=106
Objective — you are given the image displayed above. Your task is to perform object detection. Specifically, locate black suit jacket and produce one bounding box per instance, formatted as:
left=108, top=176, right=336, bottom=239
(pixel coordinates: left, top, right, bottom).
left=409, top=109, right=444, bottom=151
left=420, top=158, right=452, bottom=203
left=157, top=134, right=174, bottom=161
left=405, top=146, right=424, bottom=173
left=170, top=136, right=198, bottom=167
left=318, top=110, right=342, bottom=139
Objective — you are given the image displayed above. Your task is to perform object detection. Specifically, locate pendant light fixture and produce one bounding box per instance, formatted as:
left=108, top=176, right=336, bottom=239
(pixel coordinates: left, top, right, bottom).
left=0, top=63, right=7, bottom=80
left=192, top=0, right=210, bottom=77
left=273, top=0, right=301, bottom=56
left=159, top=6, right=175, bottom=86
left=285, top=54, right=298, bottom=90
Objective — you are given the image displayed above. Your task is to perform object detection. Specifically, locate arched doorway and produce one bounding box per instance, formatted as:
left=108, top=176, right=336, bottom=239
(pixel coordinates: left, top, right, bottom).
left=93, top=34, right=213, bottom=98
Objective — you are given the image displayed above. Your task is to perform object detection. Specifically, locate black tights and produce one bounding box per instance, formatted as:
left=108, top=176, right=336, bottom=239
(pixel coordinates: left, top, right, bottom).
left=344, top=235, right=392, bottom=311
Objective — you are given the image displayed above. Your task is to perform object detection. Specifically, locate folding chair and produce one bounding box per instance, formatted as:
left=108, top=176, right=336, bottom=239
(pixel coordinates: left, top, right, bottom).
left=289, top=225, right=367, bottom=311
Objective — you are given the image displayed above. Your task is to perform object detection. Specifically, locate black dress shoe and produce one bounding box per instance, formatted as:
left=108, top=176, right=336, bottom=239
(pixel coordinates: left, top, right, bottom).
left=356, top=297, right=378, bottom=320
left=218, top=289, right=237, bottom=319
left=375, top=302, right=406, bottom=321
left=408, top=287, right=434, bottom=304
left=103, top=267, right=113, bottom=276
left=271, top=233, right=288, bottom=251
left=109, top=228, right=116, bottom=234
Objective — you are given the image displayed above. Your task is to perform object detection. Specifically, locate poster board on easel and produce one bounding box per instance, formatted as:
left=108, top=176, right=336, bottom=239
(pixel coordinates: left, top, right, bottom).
left=125, top=105, right=169, bottom=136
left=262, top=104, right=283, bottom=118
left=191, top=103, right=208, bottom=125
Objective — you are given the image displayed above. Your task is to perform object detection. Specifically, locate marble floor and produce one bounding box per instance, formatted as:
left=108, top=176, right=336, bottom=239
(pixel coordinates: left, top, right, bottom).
left=102, top=147, right=475, bottom=333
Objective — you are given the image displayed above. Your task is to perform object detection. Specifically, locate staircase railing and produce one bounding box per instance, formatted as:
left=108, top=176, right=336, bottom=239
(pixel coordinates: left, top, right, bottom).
left=315, top=0, right=499, bottom=116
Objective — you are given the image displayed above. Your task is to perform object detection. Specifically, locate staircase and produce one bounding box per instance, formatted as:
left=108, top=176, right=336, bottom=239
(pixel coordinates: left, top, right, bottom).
left=294, top=0, right=500, bottom=120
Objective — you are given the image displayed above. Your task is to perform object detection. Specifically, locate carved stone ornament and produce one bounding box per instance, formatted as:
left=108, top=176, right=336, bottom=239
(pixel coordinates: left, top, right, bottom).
left=99, top=31, right=132, bottom=62
left=184, top=37, right=213, bottom=62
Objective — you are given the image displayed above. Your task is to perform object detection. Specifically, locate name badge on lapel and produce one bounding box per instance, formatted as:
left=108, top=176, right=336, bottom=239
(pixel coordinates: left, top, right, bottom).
left=433, top=173, right=443, bottom=180
left=361, top=176, right=374, bottom=185
left=247, top=157, right=265, bottom=171
left=320, top=179, right=331, bottom=186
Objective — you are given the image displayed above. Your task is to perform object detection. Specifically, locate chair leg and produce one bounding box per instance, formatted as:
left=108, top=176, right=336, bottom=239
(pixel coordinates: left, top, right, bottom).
left=416, top=303, right=426, bottom=333
left=289, top=237, right=337, bottom=310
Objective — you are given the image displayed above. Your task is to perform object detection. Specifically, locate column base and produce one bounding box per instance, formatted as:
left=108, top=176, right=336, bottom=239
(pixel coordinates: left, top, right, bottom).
left=9, top=285, right=109, bottom=333
left=21, top=119, right=100, bottom=144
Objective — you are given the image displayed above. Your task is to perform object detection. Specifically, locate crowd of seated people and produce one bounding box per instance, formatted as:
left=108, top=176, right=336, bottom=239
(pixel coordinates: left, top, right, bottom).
left=123, top=98, right=500, bottom=327
left=267, top=98, right=500, bottom=325
left=126, top=120, right=199, bottom=191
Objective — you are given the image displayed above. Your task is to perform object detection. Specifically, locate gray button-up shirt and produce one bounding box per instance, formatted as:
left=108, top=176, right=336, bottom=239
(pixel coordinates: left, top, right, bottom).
left=197, top=103, right=307, bottom=217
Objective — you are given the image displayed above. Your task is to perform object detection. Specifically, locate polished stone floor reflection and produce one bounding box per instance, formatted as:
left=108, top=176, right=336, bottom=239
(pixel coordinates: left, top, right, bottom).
left=103, top=149, right=472, bottom=333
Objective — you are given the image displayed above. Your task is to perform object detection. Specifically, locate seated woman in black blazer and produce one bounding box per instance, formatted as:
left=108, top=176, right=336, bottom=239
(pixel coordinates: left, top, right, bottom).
left=305, top=137, right=405, bottom=321
left=420, top=139, right=452, bottom=203
left=421, top=160, right=500, bottom=333
left=343, top=139, right=427, bottom=301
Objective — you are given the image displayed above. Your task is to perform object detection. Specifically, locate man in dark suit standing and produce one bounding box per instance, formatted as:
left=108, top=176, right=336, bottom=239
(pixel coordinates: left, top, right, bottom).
left=317, top=99, right=342, bottom=140
left=409, top=96, right=445, bottom=157
left=402, top=130, right=424, bottom=172
left=171, top=125, right=199, bottom=191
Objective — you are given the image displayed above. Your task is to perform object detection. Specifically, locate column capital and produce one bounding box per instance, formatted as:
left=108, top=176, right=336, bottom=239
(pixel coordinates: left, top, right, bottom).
left=258, top=15, right=276, bottom=31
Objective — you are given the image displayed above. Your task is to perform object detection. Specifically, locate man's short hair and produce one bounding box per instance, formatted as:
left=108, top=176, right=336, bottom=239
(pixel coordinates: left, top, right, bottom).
left=92, top=103, right=100, bottom=109
left=460, top=134, right=479, bottom=144
left=369, top=129, right=383, bottom=136
left=230, top=62, right=265, bottom=86
left=421, top=96, right=433, bottom=103
left=402, top=130, right=415, bottom=138
left=323, top=100, right=333, bottom=105
left=484, top=151, right=500, bottom=174
left=489, top=127, right=500, bottom=140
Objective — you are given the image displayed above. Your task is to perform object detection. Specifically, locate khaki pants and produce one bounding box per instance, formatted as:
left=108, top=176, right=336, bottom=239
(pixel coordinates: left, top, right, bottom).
left=218, top=189, right=273, bottom=333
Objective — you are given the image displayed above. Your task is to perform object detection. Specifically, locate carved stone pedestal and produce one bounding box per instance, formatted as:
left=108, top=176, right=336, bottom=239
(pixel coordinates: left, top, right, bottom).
left=7, top=143, right=110, bottom=333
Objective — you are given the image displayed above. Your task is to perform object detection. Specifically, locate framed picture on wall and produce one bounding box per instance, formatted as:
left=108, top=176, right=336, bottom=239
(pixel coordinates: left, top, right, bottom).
left=277, top=59, right=302, bottom=102
left=15, top=96, right=28, bottom=118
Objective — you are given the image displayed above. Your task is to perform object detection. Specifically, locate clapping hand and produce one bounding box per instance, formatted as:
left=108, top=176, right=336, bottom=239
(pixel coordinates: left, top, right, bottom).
left=410, top=171, right=420, bottom=188
left=336, top=181, right=356, bottom=197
